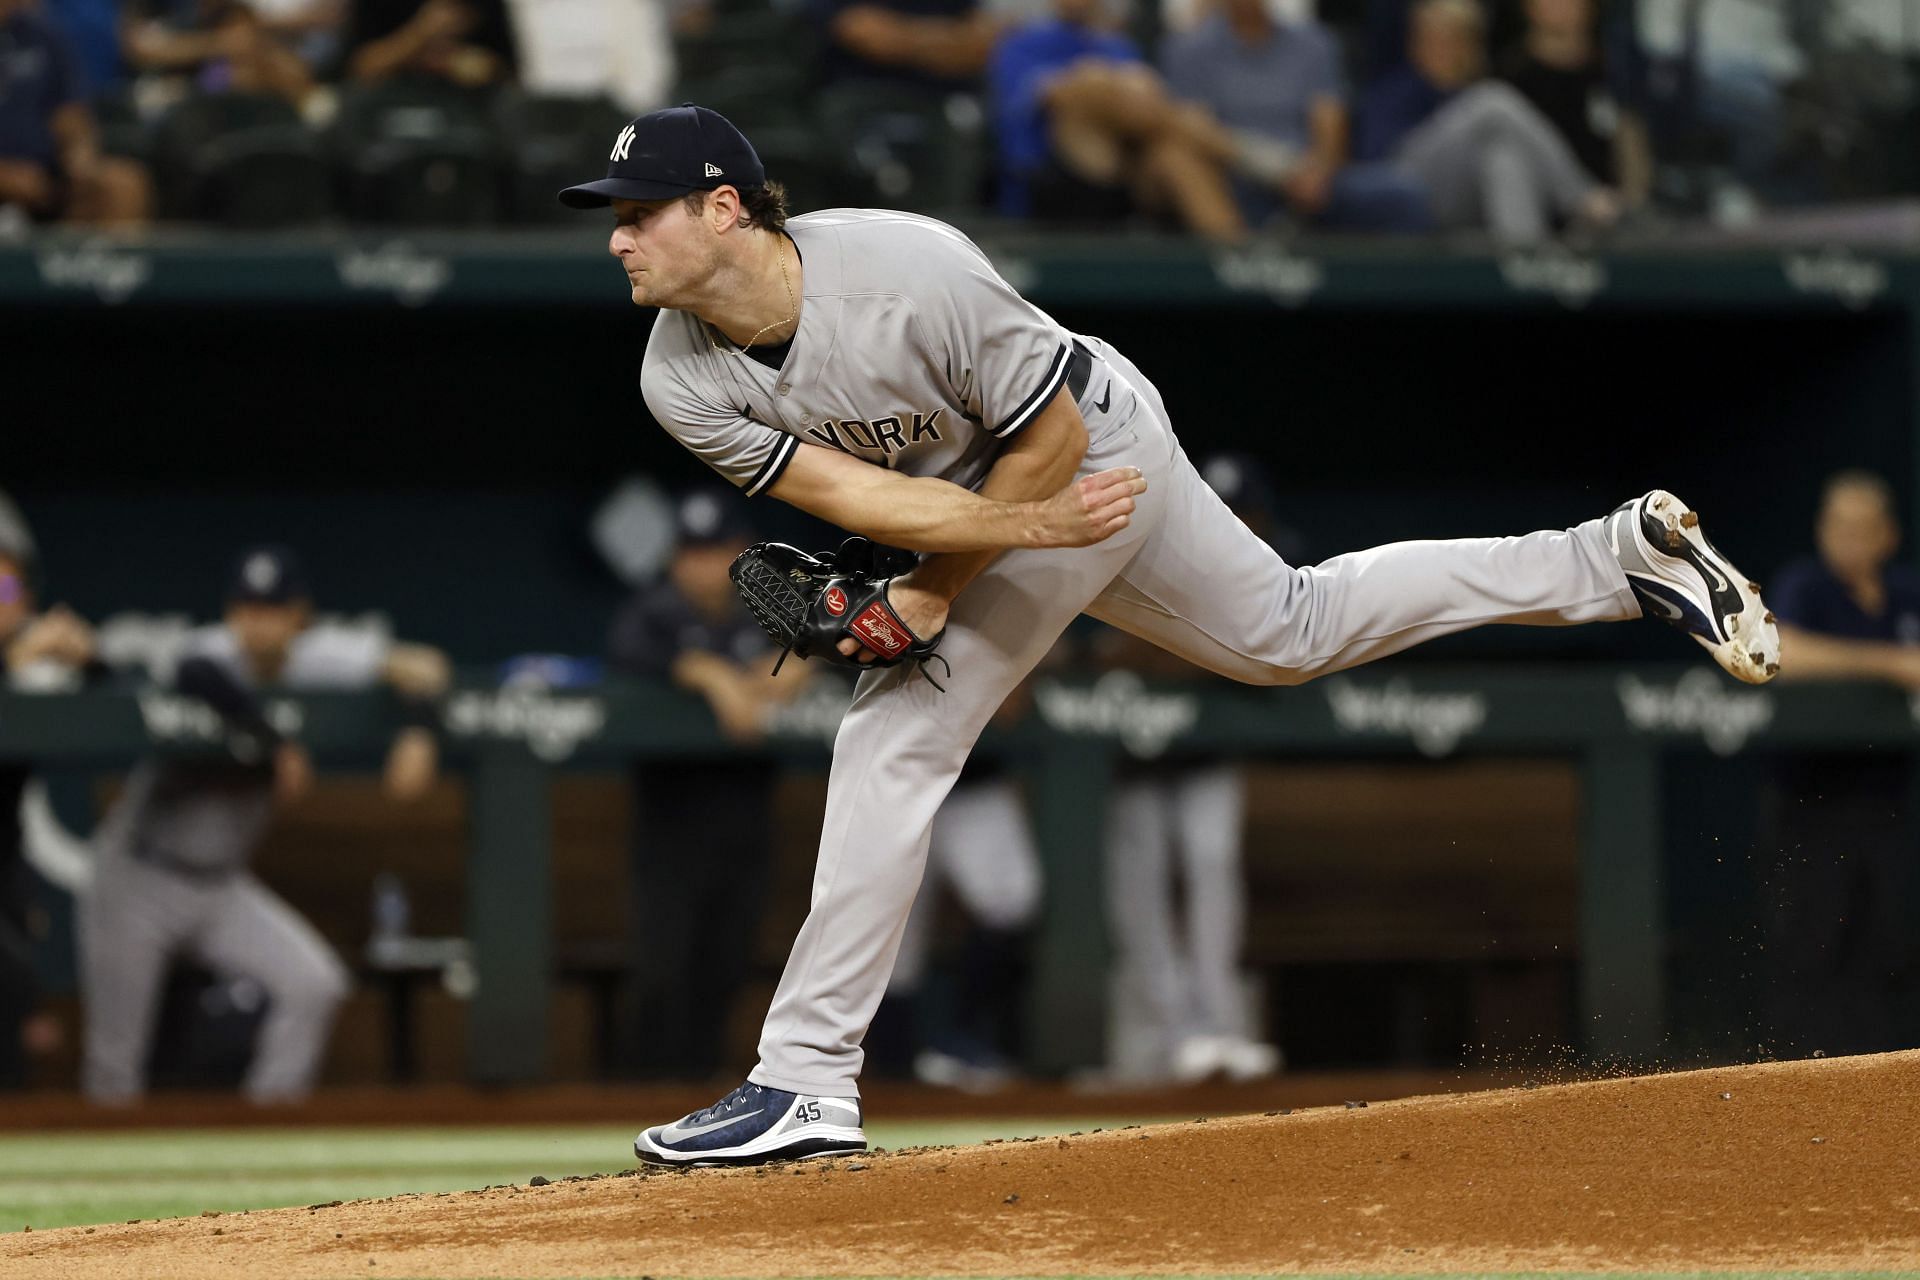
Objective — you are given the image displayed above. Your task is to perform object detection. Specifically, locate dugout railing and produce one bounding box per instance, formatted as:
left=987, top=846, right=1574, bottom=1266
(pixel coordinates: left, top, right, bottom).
left=2, top=666, right=1912, bottom=1082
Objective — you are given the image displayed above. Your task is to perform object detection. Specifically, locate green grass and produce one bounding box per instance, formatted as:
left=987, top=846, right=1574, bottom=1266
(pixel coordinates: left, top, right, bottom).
left=0, top=1118, right=1154, bottom=1232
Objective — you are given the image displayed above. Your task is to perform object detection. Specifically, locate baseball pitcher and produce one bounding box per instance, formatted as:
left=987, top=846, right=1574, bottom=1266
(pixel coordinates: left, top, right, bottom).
left=560, top=105, right=1780, bottom=1166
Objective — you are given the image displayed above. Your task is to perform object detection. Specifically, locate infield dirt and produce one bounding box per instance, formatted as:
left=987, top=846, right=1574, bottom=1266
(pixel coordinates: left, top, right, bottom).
left=4, top=1051, right=1916, bottom=1278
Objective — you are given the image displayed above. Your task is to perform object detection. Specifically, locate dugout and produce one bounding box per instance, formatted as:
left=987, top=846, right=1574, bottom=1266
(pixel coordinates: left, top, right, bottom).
left=4, top=236, right=1918, bottom=1080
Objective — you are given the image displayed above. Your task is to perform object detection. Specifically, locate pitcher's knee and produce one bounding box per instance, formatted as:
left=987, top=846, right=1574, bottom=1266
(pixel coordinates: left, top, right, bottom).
left=1457, top=82, right=1531, bottom=137
left=1251, top=662, right=1317, bottom=688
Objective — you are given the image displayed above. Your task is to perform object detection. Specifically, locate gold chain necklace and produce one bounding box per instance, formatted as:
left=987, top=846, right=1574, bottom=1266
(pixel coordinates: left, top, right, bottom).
left=712, top=236, right=795, bottom=355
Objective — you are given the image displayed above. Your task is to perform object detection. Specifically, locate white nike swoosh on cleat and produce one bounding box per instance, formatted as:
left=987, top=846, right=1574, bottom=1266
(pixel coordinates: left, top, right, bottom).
left=660, top=1107, right=765, bottom=1142
left=1691, top=554, right=1729, bottom=592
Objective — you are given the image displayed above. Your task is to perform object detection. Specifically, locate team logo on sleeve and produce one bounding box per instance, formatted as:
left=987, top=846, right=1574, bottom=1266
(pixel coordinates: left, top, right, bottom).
left=807, top=410, right=945, bottom=458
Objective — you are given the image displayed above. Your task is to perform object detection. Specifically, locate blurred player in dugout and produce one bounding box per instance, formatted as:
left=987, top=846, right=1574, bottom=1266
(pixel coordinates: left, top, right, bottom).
left=1763, top=470, right=1920, bottom=1056
left=1, top=493, right=104, bottom=1086
left=1100, top=455, right=1289, bottom=1085
left=607, top=490, right=811, bottom=1079
left=81, top=545, right=450, bottom=1104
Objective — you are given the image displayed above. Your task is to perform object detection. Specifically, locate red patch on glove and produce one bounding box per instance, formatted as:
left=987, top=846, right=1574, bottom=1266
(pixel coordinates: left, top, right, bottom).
left=850, top=601, right=913, bottom=658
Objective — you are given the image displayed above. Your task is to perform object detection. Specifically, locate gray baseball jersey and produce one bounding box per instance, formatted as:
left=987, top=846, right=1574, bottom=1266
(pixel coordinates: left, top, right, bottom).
left=637, top=209, right=1642, bottom=1097
left=642, top=209, right=1124, bottom=497
left=95, top=623, right=389, bottom=875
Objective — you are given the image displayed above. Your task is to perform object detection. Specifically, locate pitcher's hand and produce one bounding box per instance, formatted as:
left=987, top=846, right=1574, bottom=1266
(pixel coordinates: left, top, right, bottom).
left=1027, top=467, right=1146, bottom=548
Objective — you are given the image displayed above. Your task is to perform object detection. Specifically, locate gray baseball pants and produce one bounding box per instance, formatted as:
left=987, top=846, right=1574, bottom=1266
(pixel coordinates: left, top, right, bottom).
left=748, top=337, right=1640, bottom=1095
left=1392, top=82, right=1603, bottom=243
left=80, top=844, right=350, bottom=1104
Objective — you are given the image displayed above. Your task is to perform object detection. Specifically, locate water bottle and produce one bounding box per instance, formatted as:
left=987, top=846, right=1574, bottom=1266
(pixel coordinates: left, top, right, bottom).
left=370, top=872, right=411, bottom=965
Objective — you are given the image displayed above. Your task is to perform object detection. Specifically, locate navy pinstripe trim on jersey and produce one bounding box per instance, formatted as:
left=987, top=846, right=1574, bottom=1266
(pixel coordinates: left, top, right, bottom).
left=992, top=342, right=1071, bottom=440
left=745, top=434, right=800, bottom=497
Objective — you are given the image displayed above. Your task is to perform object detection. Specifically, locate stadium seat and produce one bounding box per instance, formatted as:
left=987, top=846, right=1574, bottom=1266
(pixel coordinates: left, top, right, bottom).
left=493, top=90, right=632, bottom=223
left=748, top=127, right=854, bottom=215
left=332, top=80, right=505, bottom=226
left=150, top=92, right=332, bottom=227
left=90, top=89, right=151, bottom=164
left=814, top=84, right=986, bottom=216
left=674, top=63, right=813, bottom=134
left=673, top=12, right=816, bottom=84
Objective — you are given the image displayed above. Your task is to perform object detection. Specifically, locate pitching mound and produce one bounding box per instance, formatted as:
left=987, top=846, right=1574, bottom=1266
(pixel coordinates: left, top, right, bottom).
left=7, top=1051, right=1918, bottom=1278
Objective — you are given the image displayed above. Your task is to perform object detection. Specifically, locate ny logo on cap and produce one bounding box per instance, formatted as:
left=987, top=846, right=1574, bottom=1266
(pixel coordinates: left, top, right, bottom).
left=243, top=554, right=281, bottom=593
left=704, top=163, right=723, bottom=178
left=611, top=125, right=636, bottom=162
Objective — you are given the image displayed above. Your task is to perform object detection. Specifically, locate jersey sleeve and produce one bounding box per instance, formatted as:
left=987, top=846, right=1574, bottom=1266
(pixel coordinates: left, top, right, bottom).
left=286, top=623, right=392, bottom=688
left=641, top=319, right=800, bottom=497
left=918, top=230, right=1074, bottom=442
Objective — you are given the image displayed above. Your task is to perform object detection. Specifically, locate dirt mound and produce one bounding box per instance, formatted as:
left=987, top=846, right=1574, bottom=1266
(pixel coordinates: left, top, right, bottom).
left=7, top=1052, right=1918, bottom=1278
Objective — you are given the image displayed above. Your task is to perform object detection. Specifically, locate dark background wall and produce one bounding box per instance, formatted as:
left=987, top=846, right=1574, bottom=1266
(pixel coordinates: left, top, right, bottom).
left=6, top=302, right=1911, bottom=663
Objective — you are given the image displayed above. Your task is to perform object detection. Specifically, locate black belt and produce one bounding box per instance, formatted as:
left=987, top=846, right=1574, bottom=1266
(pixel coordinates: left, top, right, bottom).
left=1066, top=339, right=1094, bottom=403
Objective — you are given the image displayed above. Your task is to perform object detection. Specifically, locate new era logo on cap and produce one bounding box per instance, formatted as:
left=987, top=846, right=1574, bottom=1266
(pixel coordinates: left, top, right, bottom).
left=704, top=163, right=723, bottom=177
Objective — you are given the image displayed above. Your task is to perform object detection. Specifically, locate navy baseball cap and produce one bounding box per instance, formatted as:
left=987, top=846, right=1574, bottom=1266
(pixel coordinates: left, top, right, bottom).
left=674, top=488, right=755, bottom=549
left=227, top=545, right=309, bottom=605
left=558, top=104, right=765, bottom=209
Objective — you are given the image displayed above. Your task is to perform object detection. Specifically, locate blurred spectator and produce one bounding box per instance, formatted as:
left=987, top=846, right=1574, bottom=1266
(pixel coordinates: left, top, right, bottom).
left=991, top=0, right=1325, bottom=240
left=1634, top=0, right=1794, bottom=198
left=1158, top=0, right=1433, bottom=235
left=505, top=0, right=671, bottom=113
left=871, top=687, right=1041, bottom=1092
left=1, top=512, right=100, bottom=1088
left=1760, top=470, right=1920, bottom=1057
left=1099, top=454, right=1287, bottom=1085
left=1354, top=0, right=1618, bottom=243
left=121, top=0, right=318, bottom=105
left=44, top=0, right=126, bottom=95
left=249, top=0, right=348, bottom=77
left=1498, top=0, right=1651, bottom=209
left=0, top=0, right=150, bottom=225
left=1164, top=0, right=1313, bottom=39
left=345, top=0, right=517, bottom=87
left=814, top=0, right=1005, bottom=92
left=80, top=545, right=450, bottom=1104
left=607, top=489, right=808, bottom=1080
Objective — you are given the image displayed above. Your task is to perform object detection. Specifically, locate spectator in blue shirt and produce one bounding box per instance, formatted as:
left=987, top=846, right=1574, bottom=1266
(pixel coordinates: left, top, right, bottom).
left=44, top=0, right=124, bottom=95
left=1351, top=0, right=1617, bottom=243
left=1158, top=0, right=1432, bottom=234
left=1759, top=469, right=1920, bottom=1057
left=990, top=0, right=1324, bottom=240
left=0, top=0, right=148, bottom=225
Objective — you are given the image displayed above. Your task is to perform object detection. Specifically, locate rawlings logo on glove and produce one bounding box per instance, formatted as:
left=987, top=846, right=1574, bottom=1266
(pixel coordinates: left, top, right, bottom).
left=730, top=537, right=949, bottom=687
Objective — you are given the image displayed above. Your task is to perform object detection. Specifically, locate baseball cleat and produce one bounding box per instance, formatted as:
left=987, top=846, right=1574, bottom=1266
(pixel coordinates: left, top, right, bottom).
left=632, top=1081, right=865, bottom=1167
left=1608, top=489, right=1781, bottom=684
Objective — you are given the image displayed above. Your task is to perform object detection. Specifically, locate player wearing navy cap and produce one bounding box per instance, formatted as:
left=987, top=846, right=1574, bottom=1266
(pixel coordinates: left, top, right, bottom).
left=565, top=105, right=1782, bottom=1166
left=79, top=546, right=451, bottom=1104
